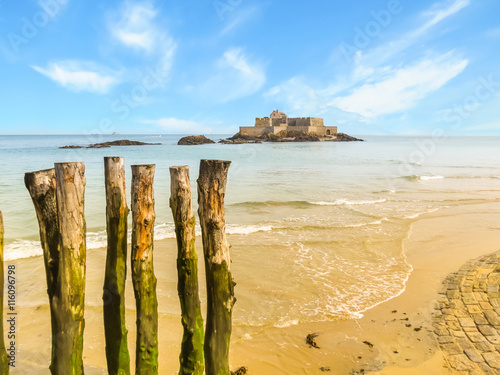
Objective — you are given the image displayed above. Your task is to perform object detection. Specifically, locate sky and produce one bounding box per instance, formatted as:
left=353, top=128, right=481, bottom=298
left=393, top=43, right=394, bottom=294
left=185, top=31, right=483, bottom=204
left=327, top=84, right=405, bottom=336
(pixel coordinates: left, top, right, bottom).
left=0, top=0, right=499, bottom=135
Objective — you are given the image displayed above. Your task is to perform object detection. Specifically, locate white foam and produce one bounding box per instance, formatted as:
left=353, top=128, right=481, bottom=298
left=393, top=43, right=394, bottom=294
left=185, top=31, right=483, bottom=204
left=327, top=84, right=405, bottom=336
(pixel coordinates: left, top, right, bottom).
left=312, top=198, right=386, bottom=206
left=345, top=218, right=388, bottom=227
left=274, top=319, right=299, bottom=328
left=419, top=175, right=445, bottom=181
left=4, top=222, right=275, bottom=261
left=4, top=240, right=43, bottom=261
left=405, top=207, right=440, bottom=219
left=226, top=224, right=273, bottom=235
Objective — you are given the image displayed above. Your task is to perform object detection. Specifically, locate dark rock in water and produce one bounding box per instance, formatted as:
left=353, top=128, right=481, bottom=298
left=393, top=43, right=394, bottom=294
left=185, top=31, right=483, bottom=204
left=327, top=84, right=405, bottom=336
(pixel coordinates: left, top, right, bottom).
left=178, top=135, right=215, bottom=145
left=306, top=333, right=320, bottom=349
left=88, top=140, right=160, bottom=148
left=230, top=366, right=248, bottom=375
left=332, top=133, right=364, bottom=142
left=59, top=145, right=84, bottom=149
left=60, top=140, right=160, bottom=149
left=219, top=134, right=261, bottom=144
left=87, top=143, right=111, bottom=148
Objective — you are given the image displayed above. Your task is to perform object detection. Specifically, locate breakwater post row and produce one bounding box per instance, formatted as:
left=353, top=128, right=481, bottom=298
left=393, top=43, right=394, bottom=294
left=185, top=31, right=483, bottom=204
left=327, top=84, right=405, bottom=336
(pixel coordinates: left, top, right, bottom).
left=9, top=158, right=234, bottom=375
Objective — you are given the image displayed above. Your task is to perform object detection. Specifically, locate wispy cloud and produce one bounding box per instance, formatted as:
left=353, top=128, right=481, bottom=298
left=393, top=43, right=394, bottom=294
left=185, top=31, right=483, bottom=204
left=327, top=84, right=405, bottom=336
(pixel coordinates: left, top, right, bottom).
left=32, top=61, right=121, bottom=94
left=354, top=0, right=471, bottom=79
left=109, top=1, right=157, bottom=52
left=108, top=1, right=177, bottom=73
left=219, top=6, right=259, bottom=36
left=417, top=0, right=470, bottom=34
left=330, top=54, right=468, bottom=118
left=267, top=0, right=470, bottom=120
left=199, top=48, right=265, bottom=102
left=141, top=118, right=210, bottom=133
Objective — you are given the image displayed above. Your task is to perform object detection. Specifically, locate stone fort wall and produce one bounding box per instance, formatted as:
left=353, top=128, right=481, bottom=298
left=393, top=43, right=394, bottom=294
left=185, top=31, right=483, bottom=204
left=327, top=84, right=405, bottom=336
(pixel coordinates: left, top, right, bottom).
left=243, top=112, right=336, bottom=137
left=240, top=125, right=337, bottom=137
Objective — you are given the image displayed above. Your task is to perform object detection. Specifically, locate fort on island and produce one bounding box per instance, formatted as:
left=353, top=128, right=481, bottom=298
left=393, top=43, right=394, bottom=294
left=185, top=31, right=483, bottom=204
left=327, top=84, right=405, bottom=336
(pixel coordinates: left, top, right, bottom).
left=239, top=110, right=338, bottom=137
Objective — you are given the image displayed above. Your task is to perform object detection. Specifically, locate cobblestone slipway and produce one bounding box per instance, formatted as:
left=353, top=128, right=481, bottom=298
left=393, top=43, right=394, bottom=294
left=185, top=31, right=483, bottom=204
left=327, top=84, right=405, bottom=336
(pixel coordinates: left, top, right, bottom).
left=434, top=252, right=500, bottom=374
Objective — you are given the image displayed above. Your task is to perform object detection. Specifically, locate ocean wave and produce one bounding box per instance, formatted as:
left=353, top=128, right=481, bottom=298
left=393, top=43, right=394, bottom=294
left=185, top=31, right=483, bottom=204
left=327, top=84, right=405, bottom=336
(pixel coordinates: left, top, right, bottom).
left=402, top=174, right=445, bottom=181
left=419, top=175, right=445, bottom=181
left=4, top=223, right=275, bottom=261
left=344, top=218, right=388, bottom=227
left=248, top=243, right=414, bottom=326
left=231, top=200, right=312, bottom=208
left=312, top=198, right=387, bottom=206
left=404, top=207, right=441, bottom=219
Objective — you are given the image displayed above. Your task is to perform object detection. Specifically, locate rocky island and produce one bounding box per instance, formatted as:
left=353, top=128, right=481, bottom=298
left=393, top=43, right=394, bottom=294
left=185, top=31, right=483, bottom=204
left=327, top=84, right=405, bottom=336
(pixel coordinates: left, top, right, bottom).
left=220, top=130, right=363, bottom=144
left=223, top=110, right=363, bottom=143
left=60, top=140, right=161, bottom=149
left=179, top=110, right=363, bottom=145
left=177, top=135, right=215, bottom=145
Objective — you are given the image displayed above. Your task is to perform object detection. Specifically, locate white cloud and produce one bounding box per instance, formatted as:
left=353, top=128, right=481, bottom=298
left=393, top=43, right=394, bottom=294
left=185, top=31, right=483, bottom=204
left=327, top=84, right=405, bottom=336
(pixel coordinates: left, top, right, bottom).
left=110, top=1, right=157, bottom=52
left=264, top=77, right=324, bottom=115
left=354, top=0, right=471, bottom=77
left=267, top=1, right=470, bottom=120
left=200, top=48, right=265, bottom=102
left=418, top=0, right=470, bottom=34
left=330, top=54, right=468, bottom=118
left=32, top=61, right=121, bottom=94
left=109, top=1, right=177, bottom=74
left=141, top=118, right=210, bottom=134
left=219, top=6, right=259, bottom=36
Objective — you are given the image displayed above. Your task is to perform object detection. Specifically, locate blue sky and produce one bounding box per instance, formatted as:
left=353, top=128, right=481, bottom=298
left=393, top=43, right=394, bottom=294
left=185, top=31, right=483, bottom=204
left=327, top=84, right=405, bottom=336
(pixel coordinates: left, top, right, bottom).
left=0, top=0, right=499, bottom=135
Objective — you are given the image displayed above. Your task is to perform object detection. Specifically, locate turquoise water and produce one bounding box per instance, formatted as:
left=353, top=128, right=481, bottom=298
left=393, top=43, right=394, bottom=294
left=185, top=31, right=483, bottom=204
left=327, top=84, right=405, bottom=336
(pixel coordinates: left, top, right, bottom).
left=1, top=134, right=499, bottom=325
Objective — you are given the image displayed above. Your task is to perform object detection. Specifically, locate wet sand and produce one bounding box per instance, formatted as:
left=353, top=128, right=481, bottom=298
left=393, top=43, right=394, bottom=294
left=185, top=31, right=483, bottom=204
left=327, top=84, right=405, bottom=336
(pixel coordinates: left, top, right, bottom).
left=8, top=201, right=500, bottom=374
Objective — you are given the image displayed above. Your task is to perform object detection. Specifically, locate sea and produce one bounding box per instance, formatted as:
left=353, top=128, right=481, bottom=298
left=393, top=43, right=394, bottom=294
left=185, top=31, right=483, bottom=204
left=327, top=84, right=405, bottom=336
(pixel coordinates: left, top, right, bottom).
left=1, top=134, right=499, bottom=329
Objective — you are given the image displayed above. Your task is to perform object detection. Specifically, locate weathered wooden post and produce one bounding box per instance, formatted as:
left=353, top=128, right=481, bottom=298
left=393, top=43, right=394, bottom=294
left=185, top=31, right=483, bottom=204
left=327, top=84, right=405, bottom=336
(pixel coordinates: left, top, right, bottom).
left=0, top=212, right=9, bottom=374
left=54, top=162, right=87, bottom=375
left=131, top=165, right=158, bottom=375
left=197, top=159, right=235, bottom=375
left=103, top=157, right=131, bottom=375
left=169, top=166, right=204, bottom=375
left=24, top=169, right=60, bottom=373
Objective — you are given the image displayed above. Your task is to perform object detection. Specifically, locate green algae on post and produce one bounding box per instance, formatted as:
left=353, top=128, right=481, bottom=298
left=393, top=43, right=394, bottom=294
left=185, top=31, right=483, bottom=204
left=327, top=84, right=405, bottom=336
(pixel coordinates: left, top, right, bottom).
left=54, top=162, right=87, bottom=375
left=169, top=166, right=205, bottom=375
left=103, top=157, right=131, bottom=375
left=24, top=168, right=60, bottom=373
left=131, top=164, right=159, bottom=375
left=197, top=159, right=235, bottom=375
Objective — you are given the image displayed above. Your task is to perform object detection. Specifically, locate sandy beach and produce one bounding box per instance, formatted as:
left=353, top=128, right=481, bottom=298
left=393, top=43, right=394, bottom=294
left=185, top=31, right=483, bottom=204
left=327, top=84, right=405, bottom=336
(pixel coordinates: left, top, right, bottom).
left=7, top=199, right=500, bottom=374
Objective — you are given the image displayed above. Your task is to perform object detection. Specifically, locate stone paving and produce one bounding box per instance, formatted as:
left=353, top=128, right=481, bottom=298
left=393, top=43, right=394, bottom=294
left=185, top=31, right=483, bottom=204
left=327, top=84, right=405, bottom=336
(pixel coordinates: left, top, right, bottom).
left=433, top=252, right=500, bottom=374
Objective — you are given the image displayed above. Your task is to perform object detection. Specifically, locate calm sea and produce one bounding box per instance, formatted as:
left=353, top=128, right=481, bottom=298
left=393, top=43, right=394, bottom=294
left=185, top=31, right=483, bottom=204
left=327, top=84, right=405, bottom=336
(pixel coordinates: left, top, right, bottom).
left=1, top=134, right=499, bottom=327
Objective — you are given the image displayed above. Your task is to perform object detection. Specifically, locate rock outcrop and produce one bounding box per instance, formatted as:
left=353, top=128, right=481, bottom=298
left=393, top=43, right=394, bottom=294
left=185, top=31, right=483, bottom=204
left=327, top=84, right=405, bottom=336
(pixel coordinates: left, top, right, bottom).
left=219, top=130, right=364, bottom=144
left=59, top=140, right=161, bottom=149
left=177, top=135, right=215, bottom=145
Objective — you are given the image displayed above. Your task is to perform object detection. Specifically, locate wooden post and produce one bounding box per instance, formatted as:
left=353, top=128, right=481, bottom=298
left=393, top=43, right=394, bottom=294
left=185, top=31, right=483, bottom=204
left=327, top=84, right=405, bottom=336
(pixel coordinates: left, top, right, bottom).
left=131, top=165, right=158, bottom=375
left=0, top=212, right=9, bottom=374
left=197, top=159, right=235, bottom=375
left=169, top=166, right=204, bottom=375
left=24, top=169, right=60, bottom=373
left=103, top=157, right=131, bottom=375
left=54, top=162, right=87, bottom=375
